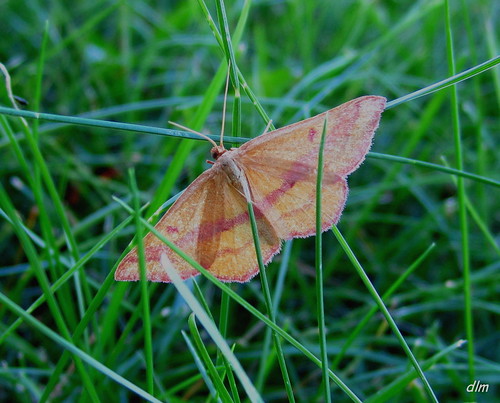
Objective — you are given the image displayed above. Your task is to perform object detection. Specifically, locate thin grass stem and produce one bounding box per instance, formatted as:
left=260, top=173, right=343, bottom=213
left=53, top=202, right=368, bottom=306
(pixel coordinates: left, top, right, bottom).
left=245, top=201, right=296, bottom=402
left=330, top=225, right=438, bottom=402
left=315, top=119, right=331, bottom=402
left=129, top=169, right=154, bottom=394
left=444, top=0, right=474, bottom=387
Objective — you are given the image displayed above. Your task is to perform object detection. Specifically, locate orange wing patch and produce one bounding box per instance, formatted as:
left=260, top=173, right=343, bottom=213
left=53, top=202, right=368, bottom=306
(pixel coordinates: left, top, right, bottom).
left=116, top=169, right=217, bottom=282
left=195, top=179, right=280, bottom=282
left=239, top=160, right=346, bottom=239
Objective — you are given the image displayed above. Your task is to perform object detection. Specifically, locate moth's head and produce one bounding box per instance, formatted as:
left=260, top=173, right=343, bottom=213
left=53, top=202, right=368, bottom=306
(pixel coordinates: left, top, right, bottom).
left=210, top=145, right=227, bottom=160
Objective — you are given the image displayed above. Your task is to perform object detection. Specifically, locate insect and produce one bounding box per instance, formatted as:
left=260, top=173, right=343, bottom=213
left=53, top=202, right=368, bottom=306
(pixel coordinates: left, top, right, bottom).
left=115, top=95, right=386, bottom=283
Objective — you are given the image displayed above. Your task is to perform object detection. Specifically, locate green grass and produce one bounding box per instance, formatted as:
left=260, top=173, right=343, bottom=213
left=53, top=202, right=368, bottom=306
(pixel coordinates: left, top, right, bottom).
left=1, top=0, right=499, bottom=401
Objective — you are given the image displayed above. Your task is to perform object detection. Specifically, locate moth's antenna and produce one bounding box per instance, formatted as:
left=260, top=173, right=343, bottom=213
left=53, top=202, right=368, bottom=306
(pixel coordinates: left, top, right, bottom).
left=220, top=61, right=231, bottom=147
left=168, top=121, right=218, bottom=148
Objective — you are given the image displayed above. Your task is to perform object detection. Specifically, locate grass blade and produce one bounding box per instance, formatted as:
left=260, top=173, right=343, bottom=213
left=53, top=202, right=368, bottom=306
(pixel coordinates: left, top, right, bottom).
left=187, top=314, right=233, bottom=402
left=444, top=0, right=474, bottom=388
left=331, top=225, right=438, bottom=402
left=128, top=169, right=154, bottom=394
left=0, top=291, right=161, bottom=403
left=315, top=118, right=331, bottom=401
left=160, top=253, right=263, bottom=402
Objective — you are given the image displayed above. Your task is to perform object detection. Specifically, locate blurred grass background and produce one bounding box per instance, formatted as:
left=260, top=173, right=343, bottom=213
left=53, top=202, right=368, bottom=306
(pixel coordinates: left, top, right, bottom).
left=0, top=0, right=499, bottom=401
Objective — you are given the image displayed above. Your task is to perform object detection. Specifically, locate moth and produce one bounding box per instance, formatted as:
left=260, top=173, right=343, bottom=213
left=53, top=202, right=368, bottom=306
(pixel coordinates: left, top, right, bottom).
left=115, top=95, right=386, bottom=282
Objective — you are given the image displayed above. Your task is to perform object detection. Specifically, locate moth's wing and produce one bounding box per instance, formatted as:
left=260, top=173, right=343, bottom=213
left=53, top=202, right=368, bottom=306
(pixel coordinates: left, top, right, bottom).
left=115, top=168, right=218, bottom=282
left=115, top=164, right=280, bottom=283
left=236, top=96, right=386, bottom=239
left=200, top=172, right=281, bottom=282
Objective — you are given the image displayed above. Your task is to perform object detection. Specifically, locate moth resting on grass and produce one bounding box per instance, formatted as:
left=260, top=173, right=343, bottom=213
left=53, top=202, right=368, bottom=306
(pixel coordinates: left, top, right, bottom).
left=115, top=95, right=386, bottom=283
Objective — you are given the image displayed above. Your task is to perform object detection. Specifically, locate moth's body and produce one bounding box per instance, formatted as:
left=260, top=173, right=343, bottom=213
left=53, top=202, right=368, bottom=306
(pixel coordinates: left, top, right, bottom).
left=115, top=96, right=386, bottom=283
left=217, top=150, right=248, bottom=196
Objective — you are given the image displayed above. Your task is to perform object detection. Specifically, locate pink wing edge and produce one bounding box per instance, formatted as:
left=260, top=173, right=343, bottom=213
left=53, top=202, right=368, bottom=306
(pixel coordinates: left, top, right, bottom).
left=334, top=96, right=387, bottom=177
